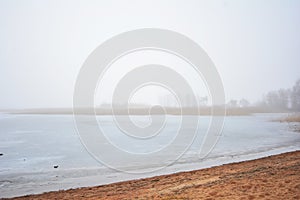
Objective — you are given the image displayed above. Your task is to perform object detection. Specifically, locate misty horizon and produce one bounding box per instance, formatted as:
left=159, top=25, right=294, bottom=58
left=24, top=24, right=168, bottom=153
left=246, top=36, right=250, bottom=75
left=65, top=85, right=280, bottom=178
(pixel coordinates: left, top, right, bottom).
left=1, top=1, right=300, bottom=109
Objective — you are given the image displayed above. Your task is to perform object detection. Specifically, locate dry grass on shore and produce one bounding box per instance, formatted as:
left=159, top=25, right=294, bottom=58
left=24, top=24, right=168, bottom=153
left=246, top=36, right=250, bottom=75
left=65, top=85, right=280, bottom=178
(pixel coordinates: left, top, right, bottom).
left=284, top=114, right=300, bottom=122
left=275, top=113, right=300, bottom=132
left=277, top=113, right=300, bottom=123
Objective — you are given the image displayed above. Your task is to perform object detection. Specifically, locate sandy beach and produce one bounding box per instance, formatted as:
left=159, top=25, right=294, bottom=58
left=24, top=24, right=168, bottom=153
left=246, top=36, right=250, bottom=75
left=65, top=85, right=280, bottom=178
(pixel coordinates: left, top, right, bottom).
left=6, top=151, right=300, bottom=200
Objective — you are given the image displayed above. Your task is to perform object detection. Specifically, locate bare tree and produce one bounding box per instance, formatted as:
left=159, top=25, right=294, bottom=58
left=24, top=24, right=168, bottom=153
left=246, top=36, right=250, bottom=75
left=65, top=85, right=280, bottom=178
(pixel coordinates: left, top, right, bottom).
left=239, top=98, right=250, bottom=107
left=291, top=79, right=300, bottom=111
left=227, top=99, right=238, bottom=108
left=265, top=89, right=289, bottom=111
left=278, top=88, right=290, bottom=109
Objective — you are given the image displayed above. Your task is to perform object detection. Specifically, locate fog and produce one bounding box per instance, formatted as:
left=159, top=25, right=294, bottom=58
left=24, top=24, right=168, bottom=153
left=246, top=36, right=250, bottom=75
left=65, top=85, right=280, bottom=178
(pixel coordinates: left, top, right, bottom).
left=0, top=0, right=300, bottom=109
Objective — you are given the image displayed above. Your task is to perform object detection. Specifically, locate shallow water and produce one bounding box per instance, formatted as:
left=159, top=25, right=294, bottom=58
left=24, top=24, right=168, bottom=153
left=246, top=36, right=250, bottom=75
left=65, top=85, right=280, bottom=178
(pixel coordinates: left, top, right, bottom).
left=0, top=113, right=299, bottom=197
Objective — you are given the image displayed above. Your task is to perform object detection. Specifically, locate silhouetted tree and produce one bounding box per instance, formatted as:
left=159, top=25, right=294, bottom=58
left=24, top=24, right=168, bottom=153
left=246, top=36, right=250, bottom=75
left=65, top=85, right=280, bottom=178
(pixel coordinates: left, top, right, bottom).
left=227, top=99, right=238, bottom=107
left=278, top=88, right=290, bottom=109
left=239, top=99, right=250, bottom=107
left=265, top=89, right=290, bottom=111
left=291, top=79, right=300, bottom=111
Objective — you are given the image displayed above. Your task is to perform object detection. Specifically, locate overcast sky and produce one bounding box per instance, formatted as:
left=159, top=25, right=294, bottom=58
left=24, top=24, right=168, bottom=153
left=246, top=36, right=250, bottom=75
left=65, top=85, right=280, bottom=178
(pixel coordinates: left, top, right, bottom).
left=0, top=0, right=300, bottom=109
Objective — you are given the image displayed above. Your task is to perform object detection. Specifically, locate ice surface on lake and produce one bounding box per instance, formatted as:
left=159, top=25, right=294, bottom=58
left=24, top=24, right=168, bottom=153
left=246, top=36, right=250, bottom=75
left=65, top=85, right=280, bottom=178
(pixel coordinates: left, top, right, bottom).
left=0, top=113, right=299, bottom=197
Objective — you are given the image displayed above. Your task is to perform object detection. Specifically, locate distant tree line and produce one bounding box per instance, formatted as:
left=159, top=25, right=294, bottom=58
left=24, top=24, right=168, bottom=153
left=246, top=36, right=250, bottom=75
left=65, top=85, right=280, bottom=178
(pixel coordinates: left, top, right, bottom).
left=259, top=79, right=300, bottom=111
left=227, top=79, right=300, bottom=112
left=227, top=98, right=250, bottom=108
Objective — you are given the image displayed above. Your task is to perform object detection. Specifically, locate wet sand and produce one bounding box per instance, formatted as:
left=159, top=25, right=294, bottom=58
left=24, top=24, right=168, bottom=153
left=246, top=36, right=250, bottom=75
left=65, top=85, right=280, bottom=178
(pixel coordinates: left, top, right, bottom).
left=7, top=151, right=300, bottom=200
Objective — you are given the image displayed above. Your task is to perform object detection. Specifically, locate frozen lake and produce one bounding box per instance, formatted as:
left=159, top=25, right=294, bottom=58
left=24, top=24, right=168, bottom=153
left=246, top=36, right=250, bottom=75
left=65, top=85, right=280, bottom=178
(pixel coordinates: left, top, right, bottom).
left=0, top=113, right=300, bottom=198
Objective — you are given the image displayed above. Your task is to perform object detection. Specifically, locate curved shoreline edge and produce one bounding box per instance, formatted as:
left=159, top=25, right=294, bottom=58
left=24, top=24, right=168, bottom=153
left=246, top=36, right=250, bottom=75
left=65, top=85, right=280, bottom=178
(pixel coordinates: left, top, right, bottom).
left=5, top=150, right=300, bottom=200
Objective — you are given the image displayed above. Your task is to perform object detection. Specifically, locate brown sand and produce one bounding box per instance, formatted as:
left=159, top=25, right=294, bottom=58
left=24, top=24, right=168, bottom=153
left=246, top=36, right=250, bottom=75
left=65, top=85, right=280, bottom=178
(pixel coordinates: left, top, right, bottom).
left=7, top=151, right=300, bottom=200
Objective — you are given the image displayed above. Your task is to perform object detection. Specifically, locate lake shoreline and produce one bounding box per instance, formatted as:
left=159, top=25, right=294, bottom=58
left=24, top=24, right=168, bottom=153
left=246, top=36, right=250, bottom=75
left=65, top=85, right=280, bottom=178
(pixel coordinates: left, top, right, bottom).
left=1, top=107, right=293, bottom=116
left=8, top=151, right=300, bottom=200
